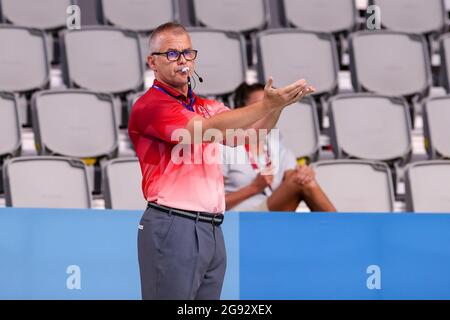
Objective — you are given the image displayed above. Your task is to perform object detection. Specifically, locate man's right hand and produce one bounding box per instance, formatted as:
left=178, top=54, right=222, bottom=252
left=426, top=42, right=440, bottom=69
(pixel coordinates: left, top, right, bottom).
left=263, top=77, right=315, bottom=111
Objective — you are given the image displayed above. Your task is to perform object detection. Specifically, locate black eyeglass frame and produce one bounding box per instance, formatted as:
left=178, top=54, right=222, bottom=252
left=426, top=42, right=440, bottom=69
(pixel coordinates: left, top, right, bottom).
left=151, top=49, right=198, bottom=61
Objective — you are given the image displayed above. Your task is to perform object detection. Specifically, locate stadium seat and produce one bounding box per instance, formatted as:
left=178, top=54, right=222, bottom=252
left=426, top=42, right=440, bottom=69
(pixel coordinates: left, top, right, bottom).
left=276, top=97, right=321, bottom=162
left=0, top=25, right=50, bottom=125
left=31, top=90, right=119, bottom=159
left=369, top=0, right=447, bottom=35
left=188, top=29, right=247, bottom=97
left=0, top=92, right=21, bottom=194
left=0, top=92, right=21, bottom=159
left=0, top=0, right=72, bottom=30
left=328, top=94, right=412, bottom=165
left=257, top=30, right=339, bottom=97
left=0, top=25, right=50, bottom=91
left=281, top=0, right=358, bottom=33
left=103, top=158, right=146, bottom=210
left=60, top=27, right=145, bottom=126
left=191, top=0, right=269, bottom=32
left=0, top=0, right=75, bottom=64
left=99, top=0, right=176, bottom=33
left=61, top=26, right=144, bottom=94
left=311, top=160, right=395, bottom=212
left=423, top=96, right=450, bottom=159
left=31, top=89, right=119, bottom=194
left=3, top=156, right=92, bottom=209
left=349, top=31, right=432, bottom=99
left=139, top=34, right=149, bottom=64
left=405, top=160, right=450, bottom=212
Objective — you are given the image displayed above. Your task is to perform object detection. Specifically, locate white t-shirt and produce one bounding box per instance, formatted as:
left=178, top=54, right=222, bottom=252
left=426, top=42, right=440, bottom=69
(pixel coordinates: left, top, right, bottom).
left=221, top=140, right=297, bottom=211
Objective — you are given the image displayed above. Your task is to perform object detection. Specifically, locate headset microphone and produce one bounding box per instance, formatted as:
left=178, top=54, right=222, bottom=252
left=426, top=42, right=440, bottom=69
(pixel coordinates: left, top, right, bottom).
left=180, top=67, right=203, bottom=84
left=194, top=70, right=204, bottom=83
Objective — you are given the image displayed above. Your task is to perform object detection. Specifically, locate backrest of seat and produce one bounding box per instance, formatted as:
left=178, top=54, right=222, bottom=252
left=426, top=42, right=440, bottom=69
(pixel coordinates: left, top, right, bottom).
left=282, top=0, right=357, bottom=33
left=423, top=96, right=450, bottom=159
left=100, top=0, right=175, bottom=32
left=0, top=0, right=72, bottom=30
left=405, top=161, right=450, bottom=212
left=189, top=29, right=247, bottom=96
left=257, top=30, right=339, bottom=96
left=192, top=0, right=268, bottom=32
left=3, top=156, right=91, bottom=209
left=0, top=92, right=21, bottom=158
left=104, top=158, right=146, bottom=210
left=61, top=27, right=144, bottom=94
left=0, top=26, right=49, bottom=92
left=276, top=97, right=320, bottom=161
left=329, top=94, right=412, bottom=163
left=349, top=31, right=431, bottom=97
left=371, top=0, right=446, bottom=34
left=312, top=160, right=395, bottom=212
left=32, top=90, right=118, bottom=159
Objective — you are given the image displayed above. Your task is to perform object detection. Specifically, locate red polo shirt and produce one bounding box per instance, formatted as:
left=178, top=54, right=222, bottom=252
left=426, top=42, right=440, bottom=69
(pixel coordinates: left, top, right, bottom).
left=128, top=80, right=230, bottom=213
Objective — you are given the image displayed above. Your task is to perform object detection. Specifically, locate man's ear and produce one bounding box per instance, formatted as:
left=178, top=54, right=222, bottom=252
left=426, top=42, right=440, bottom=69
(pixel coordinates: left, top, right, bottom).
left=147, top=55, right=156, bottom=72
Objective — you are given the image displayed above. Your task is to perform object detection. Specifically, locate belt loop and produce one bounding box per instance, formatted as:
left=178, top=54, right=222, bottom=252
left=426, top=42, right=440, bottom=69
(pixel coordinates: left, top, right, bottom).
left=195, top=212, right=200, bottom=223
left=168, top=209, right=172, bottom=216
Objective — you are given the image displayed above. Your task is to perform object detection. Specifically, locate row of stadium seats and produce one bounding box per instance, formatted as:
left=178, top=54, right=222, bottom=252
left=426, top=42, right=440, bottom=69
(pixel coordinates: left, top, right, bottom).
left=1, top=89, right=449, bottom=194
left=1, top=1, right=449, bottom=212
left=0, top=0, right=448, bottom=35
left=1, top=156, right=145, bottom=210
left=2, top=89, right=448, bottom=165
left=1, top=0, right=448, bottom=67
left=278, top=95, right=450, bottom=162
left=2, top=156, right=450, bottom=213
left=3, top=26, right=450, bottom=126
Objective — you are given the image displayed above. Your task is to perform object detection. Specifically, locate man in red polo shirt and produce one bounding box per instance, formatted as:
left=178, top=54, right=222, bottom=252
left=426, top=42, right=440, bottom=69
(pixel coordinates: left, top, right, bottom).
left=128, top=22, right=314, bottom=300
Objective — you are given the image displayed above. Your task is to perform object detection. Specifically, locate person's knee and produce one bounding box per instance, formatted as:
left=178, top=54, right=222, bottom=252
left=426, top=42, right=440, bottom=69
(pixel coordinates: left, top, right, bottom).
left=282, top=169, right=315, bottom=195
left=300, top=180, right=321, bottom=197
left=282, top=169, right=300, bottom=189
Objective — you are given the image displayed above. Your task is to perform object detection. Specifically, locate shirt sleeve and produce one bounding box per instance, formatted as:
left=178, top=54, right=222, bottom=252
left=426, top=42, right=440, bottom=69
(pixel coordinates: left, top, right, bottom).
left=136, top=99, right=197, bottom=144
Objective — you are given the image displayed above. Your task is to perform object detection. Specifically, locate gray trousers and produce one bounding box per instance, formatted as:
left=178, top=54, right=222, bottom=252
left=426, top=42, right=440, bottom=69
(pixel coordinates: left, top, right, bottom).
left=137, top=205, right=227, bottom=300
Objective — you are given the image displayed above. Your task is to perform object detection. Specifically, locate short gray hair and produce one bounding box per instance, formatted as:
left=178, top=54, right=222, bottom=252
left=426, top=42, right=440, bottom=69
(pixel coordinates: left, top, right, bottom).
left=149, top=22, right=188, bottom=54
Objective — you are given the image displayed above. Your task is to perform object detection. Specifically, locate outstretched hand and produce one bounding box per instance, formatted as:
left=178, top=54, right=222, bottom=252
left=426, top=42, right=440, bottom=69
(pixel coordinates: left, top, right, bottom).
left=263, top=77, right=315, bottom=111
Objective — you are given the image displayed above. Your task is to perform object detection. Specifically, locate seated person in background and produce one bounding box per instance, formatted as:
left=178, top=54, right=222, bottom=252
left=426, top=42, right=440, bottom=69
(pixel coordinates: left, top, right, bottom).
left=222, top=82, right=336, bottom=212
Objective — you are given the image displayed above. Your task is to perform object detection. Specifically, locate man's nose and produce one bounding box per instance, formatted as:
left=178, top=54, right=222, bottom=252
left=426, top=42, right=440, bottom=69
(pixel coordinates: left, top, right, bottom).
left=178, top=53, right=187, bottom=64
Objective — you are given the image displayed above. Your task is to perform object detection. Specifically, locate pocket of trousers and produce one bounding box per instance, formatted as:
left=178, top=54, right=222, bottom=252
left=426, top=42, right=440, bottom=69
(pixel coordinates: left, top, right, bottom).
left=147, top=212, right=176, bottom=252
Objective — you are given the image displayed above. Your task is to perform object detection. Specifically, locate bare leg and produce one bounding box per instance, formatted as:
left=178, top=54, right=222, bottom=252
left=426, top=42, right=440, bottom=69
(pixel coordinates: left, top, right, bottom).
left=299, top=181, right=336, bottom=212
left=267, top=170, right=337, bottom=212
left=266, top=177, right=302, bottom=211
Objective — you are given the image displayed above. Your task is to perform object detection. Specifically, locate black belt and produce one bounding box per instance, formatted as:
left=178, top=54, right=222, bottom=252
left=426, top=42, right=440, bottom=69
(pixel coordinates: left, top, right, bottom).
left=147, top=202, right=224, bottom=226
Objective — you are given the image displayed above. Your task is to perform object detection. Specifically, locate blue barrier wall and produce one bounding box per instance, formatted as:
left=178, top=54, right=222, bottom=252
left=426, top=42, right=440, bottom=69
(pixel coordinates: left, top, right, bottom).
left=1, top=208, right=450, bottom=299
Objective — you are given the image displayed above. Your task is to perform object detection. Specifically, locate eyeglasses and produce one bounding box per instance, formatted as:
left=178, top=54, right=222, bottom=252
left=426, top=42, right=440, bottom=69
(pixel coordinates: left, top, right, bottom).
left=151, top=49, right=198, bottom=61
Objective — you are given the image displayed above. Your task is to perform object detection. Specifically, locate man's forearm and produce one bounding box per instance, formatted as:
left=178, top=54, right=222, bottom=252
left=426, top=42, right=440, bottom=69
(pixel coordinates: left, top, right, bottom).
left=204, top=100, right=272, bottom=133
left=184, top=77, right=312, bottom=145
left=225, top=185, right=260, bottom=210
left=250, top=108, right=283, bottom=131
left=185, top=100, right=275, bottom=145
